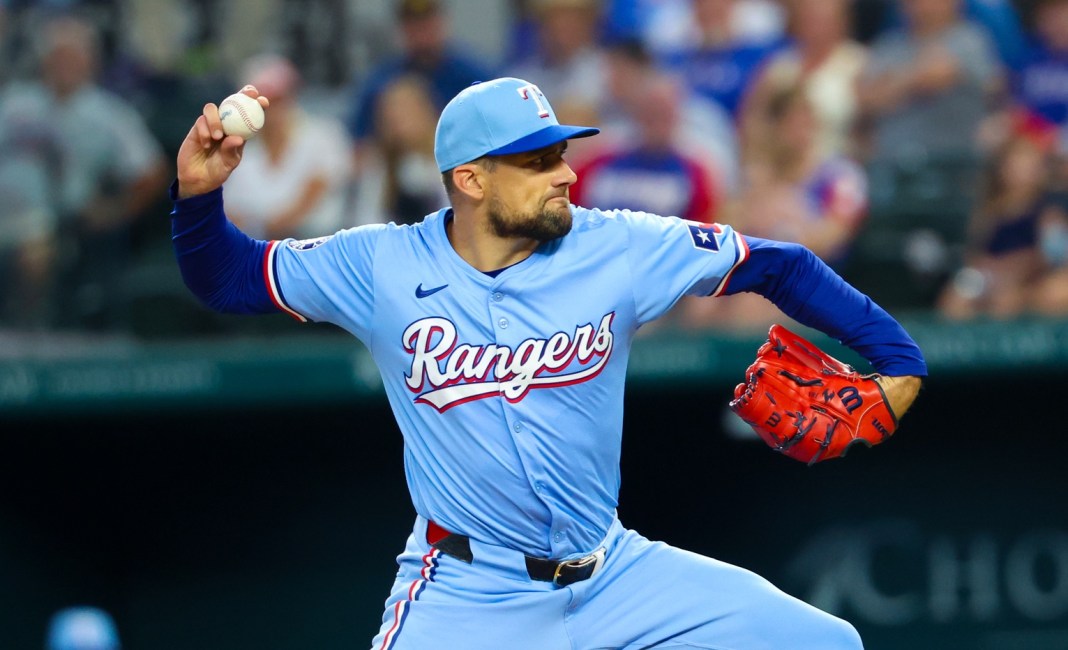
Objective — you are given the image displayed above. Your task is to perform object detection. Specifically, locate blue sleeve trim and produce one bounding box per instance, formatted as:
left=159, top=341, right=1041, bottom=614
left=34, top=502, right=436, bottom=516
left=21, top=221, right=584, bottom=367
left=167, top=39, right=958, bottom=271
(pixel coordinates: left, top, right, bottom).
left=725, top=236, right=928, bottom=376
left=169, top=181, right=278, bottom=315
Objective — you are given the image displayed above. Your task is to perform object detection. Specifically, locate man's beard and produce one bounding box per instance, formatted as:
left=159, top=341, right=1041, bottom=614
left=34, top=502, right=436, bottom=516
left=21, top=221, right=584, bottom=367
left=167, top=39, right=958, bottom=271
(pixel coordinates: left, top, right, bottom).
left=487, top=194, right=572, bottom=242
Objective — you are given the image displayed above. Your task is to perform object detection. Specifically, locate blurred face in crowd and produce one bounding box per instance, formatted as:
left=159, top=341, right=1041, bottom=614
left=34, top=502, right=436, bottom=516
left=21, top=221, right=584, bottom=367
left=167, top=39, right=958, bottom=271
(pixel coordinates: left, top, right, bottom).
left=401, top=11, right=448, bottom=63
left=775, top=94, right=817, bottom=155
left=999, top=138, right=1047, bottom=195
left=605, top=46, right=648, bottom=106
left=1037, top=1, right=1068, bottom=52
left=790, top=0, right=849, bottom=49
left=537, top=2, right=600, bottom=60
left=41, top=18, right=97, bottom=97
left=244, top=55, right=301, bottom=130
left=693, top=0, right=734, bottom=34
left=375, top=77, right=438, bottom=149
left=901, top=0, right=961, bottom=33
left=636, top=77, right=680, bottom=152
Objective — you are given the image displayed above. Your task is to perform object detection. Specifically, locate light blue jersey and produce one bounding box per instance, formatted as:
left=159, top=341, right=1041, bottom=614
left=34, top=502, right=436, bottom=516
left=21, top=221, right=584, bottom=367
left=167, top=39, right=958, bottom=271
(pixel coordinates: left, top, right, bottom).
left=170, top=77, right=910, bottom=649
left=267, top=206, right=749, bottom=559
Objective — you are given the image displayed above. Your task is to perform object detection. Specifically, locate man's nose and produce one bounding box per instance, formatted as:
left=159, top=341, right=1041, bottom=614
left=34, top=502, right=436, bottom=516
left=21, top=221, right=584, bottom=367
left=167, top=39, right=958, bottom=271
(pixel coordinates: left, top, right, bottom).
left=555, top=160, right=578, bottom=187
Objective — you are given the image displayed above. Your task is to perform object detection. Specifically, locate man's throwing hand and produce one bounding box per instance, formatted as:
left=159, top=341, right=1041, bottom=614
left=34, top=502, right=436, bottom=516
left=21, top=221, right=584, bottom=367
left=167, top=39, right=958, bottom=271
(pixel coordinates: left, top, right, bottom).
left=176, top=86, right=269, bottom=199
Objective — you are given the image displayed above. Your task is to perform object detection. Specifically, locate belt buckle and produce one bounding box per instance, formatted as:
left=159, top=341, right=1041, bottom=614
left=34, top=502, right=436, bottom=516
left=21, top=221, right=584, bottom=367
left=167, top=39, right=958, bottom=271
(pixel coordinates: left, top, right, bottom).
left=552, top=547, right=606, bottom=587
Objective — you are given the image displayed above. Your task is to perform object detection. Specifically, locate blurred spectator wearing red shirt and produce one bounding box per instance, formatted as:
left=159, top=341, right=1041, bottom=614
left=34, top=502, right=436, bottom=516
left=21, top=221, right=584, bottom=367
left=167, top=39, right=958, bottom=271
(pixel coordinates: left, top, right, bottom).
left=570, top=74, right=720, bottom=223
left=1006, top=0, right=1068, bottom=153
left=597, top=38, right=739, bottom=193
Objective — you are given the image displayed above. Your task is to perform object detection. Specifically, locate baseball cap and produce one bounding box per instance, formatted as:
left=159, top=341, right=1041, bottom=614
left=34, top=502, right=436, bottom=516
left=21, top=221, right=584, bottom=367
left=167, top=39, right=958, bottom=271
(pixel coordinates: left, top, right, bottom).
left=434, top=77, right=599, bottom=172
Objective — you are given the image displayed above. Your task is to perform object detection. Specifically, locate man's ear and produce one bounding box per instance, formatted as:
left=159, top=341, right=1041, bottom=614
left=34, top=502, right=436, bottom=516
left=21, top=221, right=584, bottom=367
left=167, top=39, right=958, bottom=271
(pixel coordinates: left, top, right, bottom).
left=453, top=164, right=486, bottom=201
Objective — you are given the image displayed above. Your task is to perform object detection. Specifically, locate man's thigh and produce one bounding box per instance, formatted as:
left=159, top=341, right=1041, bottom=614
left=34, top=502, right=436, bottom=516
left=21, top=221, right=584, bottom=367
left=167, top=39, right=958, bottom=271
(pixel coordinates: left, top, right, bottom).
left=567, top=529, right=863, bottom=650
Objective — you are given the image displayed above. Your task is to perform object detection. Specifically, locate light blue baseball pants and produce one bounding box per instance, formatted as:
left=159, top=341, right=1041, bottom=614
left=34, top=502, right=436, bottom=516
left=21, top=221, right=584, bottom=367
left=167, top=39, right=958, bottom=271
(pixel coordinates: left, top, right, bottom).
left=370, top=516, right=863, bottom=649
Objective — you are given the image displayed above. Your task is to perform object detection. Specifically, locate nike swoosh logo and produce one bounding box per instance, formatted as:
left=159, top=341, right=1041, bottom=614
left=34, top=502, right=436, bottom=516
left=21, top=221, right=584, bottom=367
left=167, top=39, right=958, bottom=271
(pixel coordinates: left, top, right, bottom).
left=415, top=283, right=449, bottom=299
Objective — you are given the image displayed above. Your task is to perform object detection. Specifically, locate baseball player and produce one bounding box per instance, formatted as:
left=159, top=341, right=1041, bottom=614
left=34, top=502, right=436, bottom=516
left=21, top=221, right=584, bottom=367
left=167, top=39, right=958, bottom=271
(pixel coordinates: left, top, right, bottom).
left=172, top=78, right=925, bottom=649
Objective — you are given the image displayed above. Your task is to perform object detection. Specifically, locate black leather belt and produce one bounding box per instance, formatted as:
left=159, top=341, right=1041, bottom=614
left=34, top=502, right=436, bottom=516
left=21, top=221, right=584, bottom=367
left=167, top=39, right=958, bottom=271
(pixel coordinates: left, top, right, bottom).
left=426, top=520, right=605, bottom=587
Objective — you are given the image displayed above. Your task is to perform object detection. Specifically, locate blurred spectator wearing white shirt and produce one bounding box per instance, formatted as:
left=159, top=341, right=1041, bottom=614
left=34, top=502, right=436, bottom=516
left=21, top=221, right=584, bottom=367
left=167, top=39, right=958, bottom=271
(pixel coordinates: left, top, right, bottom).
left=741, top=0, right=867, bottom=161
left=0, top=14, right=165, bottom=328
left=224, top=55, right=353, bottom=240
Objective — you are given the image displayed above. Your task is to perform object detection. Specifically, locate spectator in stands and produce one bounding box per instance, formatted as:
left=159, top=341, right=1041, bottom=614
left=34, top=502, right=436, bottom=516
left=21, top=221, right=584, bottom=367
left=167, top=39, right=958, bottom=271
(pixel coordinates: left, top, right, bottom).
left=654, top=0, right=784, bottom=118
left=0, top=13, right=166, bottom=329
left=855, top=0, right=1001, bottom=162
left=876, top=0, right=1028, bottom=69
left=679, top=84, right=868, bottom=331
left=597, top=38, right=738, bottom=192
left=642, top=0, right=786, bottom=58
left=223, top=54, right=353, bottom=240
left=1005, top=0, right=1068, bottom=154
left=351, top=75, right=446, bottom=226
left=508, top=0, right=607, bottom=119
left=741, top=84, right=868, bottom=266
left=938, top=131, right=1053, bottom=319
left=346, top=0, right=494, bottom=171
left=570, top=73, right=721, bottom=222
left=1029, top=192, right=1068, bottom=314
left=740, top=0, right=867, bottom=161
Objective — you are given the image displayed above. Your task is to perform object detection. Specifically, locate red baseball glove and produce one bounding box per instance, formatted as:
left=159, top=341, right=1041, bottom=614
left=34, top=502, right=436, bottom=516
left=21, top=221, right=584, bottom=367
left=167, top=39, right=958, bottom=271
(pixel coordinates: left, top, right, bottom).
left=729, top=324, right=898, bottom=465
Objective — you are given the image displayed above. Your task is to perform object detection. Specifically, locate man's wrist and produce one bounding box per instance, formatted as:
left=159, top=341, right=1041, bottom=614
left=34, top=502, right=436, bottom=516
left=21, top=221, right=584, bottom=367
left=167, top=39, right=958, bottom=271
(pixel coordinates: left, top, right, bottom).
left=170, top=179, right=223, bottom=213
left=174, top=177, right=221, bottom=201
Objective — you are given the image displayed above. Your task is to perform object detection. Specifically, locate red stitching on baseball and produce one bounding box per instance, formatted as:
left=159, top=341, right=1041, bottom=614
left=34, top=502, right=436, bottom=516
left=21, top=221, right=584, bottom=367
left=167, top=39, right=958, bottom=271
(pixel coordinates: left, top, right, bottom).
left=223, top=98, right=260, bottom=133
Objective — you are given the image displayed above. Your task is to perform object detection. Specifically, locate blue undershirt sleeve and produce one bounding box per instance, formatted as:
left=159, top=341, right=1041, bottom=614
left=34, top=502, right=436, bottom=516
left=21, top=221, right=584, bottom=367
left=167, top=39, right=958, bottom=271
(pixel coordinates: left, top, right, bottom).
left=724, top=236, right=928, bottom=377
left=169, top=182, right=277, bottom=315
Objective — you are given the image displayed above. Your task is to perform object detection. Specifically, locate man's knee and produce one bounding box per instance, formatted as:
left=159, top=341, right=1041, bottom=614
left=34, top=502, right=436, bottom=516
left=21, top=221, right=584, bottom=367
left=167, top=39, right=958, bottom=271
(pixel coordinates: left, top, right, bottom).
left=819, top=613, right=863, bottom=650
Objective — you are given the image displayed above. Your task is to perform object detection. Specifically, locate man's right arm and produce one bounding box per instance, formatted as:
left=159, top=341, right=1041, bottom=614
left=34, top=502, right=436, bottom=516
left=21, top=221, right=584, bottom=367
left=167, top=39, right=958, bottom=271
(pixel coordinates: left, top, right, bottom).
left=171, top=86, right=380, bottom=336
left=171, top=183, right=278, bottom=315
left=170, top=86, right=283, bottom=316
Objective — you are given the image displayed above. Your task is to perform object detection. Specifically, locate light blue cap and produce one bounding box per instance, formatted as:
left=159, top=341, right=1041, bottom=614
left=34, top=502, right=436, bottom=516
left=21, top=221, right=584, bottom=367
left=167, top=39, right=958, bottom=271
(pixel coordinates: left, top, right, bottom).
left=434, top=77, right=599, bottom=172
left=46, top=607, right=121, bottom=650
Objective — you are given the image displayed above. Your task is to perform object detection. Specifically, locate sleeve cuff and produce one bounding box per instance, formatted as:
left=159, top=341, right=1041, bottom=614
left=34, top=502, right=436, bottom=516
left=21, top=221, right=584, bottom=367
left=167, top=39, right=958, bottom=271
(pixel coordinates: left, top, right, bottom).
left=169, top=179, right=224, bottom=216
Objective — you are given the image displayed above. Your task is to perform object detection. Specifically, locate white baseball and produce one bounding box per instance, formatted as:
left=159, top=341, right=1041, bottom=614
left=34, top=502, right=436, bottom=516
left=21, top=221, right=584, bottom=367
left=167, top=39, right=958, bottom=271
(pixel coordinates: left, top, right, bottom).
left=218, top=93, right=265, bottom=139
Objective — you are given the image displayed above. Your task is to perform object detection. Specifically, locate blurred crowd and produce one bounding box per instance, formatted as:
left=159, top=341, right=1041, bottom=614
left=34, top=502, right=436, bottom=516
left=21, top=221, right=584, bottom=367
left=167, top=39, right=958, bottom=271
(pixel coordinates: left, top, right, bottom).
left=2, top=0, right=1068, bottom=339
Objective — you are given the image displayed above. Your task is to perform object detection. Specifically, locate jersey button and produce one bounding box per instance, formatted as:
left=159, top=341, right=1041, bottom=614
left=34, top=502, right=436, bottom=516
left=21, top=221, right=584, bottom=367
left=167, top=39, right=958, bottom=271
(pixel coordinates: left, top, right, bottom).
left=535, top=482, right=545, bottom=493
left=498, top=317, right=509, bottom=329
left=492, top=292, right=504, bottom=302
left=553, top=532, right=563, bottom=543
left=513, top=421, right=522, bottom=432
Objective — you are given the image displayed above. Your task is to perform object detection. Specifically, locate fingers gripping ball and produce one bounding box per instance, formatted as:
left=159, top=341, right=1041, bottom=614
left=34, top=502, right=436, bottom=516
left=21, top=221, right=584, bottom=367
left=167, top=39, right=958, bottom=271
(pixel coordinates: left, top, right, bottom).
left=219, top=93, right=265, bottom=139
left=729, top=324, right=898, bottom=465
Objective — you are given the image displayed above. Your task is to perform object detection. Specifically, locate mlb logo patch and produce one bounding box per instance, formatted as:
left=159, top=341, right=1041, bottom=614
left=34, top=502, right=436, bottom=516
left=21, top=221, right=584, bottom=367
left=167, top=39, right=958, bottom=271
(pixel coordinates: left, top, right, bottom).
left=287, top=236, right=332, bottom=251
left=687, top=222, right=721, bottom=253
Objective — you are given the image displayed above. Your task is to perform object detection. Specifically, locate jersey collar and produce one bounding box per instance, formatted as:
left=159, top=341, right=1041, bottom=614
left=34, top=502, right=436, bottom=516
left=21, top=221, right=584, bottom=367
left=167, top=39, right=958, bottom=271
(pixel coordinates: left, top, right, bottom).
left=427, top=208, right=558, bottom=285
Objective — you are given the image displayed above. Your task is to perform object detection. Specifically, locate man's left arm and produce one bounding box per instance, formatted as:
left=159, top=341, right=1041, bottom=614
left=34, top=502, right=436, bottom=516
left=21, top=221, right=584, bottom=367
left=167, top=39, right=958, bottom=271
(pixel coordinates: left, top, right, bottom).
left=724, top=236, right=926, bottom=418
